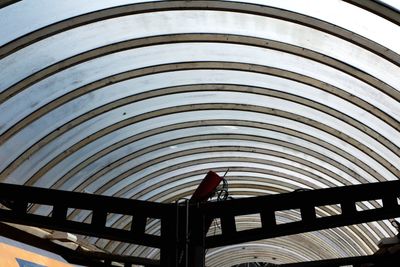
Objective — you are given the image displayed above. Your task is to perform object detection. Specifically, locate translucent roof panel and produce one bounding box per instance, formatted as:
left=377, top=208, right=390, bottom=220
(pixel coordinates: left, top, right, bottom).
left=0, top=1, right=399, bottom=266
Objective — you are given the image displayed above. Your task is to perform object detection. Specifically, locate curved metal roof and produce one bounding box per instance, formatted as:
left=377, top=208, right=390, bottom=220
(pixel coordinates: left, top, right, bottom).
left=0, top=1, right=399, bottom=266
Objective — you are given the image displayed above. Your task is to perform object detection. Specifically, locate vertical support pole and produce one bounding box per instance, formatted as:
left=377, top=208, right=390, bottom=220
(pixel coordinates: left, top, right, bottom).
left=177, top=200, right=189, bottom=267
left=188, top=204, right=206, bottom=267
left=184, top=200, right=189, bottom=267
left=160, top=206, right=179, bottom=267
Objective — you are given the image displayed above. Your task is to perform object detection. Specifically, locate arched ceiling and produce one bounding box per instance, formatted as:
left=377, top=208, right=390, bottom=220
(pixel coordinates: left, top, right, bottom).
left=0, top=1, right=399, bottom=266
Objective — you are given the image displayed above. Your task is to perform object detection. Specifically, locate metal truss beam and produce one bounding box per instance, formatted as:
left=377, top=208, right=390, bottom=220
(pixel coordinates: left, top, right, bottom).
left=0, top=222, right=105, bottom=267
left=201, top=180, right=400, bottom=248
left=279, top=253, right=400, bottom=267
left=0, top=183, right=171, bottom=248
left=0, top=222, right=160, bottom=267
left=77, top=250, right=160, bottom=267
left=1, top=181, right=400, bottom=266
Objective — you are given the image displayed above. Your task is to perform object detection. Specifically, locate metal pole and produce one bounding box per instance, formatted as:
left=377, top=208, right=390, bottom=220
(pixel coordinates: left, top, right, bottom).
left=188, top=203, right=206, bottom=267
left=185, top=199, right=189, bottom=267
left=160, top=205, right=179, bottom=267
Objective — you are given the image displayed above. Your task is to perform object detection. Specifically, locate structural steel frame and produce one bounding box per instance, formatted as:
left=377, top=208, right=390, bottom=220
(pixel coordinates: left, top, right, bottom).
left=1, top=181, right=400, bottom=266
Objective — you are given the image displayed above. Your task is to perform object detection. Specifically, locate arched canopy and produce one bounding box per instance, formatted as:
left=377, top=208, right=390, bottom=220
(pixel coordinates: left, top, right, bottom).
left=0, top=1, right=399, bottom=266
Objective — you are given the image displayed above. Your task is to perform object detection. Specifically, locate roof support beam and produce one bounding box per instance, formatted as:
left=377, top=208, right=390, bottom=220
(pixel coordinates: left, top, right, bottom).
left=0, top=222, right=160, bottom=267
left=0, top=0, right=21, bottom=9
left=0, top=183, right=170, bottom=248
left=279, top=253, right=400, bottom=267
left=203, top=180, right=400, bottom=248
left=344, top=0, right=400, bottom=25
left=1, top=181, right=400, bottom=266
